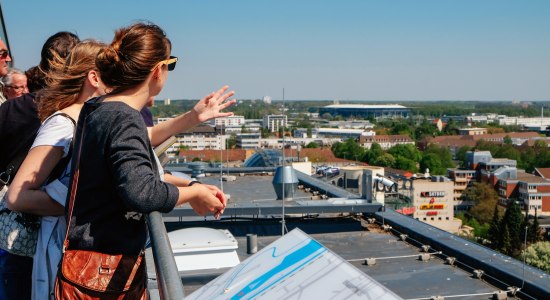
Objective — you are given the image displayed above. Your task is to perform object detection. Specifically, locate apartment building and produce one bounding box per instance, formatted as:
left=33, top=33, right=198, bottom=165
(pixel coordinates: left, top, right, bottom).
left=211, top=115, right=245, bottom=127
left=359, top=134, right=415, bottom=150
left=446, top=169, right=477, bottom=210
left=458, top=128, right=488, bottom=135
left=263, top=115, right=287, bottom=133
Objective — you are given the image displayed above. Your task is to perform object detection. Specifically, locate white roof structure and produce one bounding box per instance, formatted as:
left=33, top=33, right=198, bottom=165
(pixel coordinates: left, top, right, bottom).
left=324, top=104, right=407, bottom=109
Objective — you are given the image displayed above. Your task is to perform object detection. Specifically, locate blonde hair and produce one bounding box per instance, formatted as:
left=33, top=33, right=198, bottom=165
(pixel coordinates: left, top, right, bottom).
left=38, top=40, right=106, bottom=121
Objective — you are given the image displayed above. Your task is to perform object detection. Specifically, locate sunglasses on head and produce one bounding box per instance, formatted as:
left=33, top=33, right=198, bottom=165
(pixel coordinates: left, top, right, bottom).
left=152, top=56, right=178, bottom=71
left=0, top=50, right=9, bottom=59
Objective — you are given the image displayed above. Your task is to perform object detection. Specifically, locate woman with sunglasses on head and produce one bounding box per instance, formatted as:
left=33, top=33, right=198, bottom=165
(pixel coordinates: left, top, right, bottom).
left=54, top=22, right=227, bottom=298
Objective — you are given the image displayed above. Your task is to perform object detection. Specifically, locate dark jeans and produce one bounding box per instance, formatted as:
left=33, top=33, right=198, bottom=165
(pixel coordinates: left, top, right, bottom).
left=0, top=251, right=32, bottom=300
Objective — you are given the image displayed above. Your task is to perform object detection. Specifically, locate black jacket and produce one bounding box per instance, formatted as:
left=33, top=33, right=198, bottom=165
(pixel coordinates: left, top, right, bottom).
left=0, top=93, right=40, bottom=175
left=67, top=99, right=178, bottom=255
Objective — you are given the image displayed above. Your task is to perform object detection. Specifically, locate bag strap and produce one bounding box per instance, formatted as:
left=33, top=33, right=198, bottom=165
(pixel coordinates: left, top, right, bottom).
left=62, top=113, right=87, bottom=253
left=44, top=112, right=76, bottom=184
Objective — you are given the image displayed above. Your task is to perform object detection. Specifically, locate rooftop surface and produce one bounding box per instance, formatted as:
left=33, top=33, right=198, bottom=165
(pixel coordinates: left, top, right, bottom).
left=147, top=226, right=507, bottom=299
left=147, top=172, right=549, bottom=299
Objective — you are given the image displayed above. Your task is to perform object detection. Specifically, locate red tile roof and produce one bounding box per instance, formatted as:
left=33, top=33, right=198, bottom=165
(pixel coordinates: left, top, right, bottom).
left=534, top=168, right=550, bottom=179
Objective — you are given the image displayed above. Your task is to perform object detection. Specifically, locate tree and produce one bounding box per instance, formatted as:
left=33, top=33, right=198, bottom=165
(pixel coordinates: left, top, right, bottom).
left=331, top=138, right=366, bottom=161
left=388, top=144, right=422, bottom=162
left=365, top=143, right=384, bottom=163
left=305, top=141, right=320, bottom=149
left=503, top=135, right=512, bottom=145
left=394, top=156, right=418, bottom=172
left=371, top=153, right=395, bottom=167
left=524, top=241, right=550, bottom=273
left=474, top=140, right=500, bottom=157
left=464, top=183, right=500, bottom=224
left=390, top=122, right=413, bottom=137
left=442, top=119, right=459, bottom=135
left=500, top=201, right=524, bottom=257
left=529, top=209, right=543, bottom=244
left=415, top=121, right=439, bottom=140
left=260, top=127, right=271, bottom=138
left=500, top=223, right=511, bottom=255
left=420, top=153, right=442, bottom=175
left=488, top=204, right=501, bottom=249
left=495, top=144, right=521, bottom=163
left=420, top=144, right=455, bottom=175
left=456, top=146, right=471, bottom=164
left=227, top=134, right=237, bottom=149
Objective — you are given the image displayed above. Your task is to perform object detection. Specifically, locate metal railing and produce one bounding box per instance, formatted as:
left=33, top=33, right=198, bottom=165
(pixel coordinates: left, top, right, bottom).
left=147, top=136, right=185, bottom=299
left=146, top=212, right=185, bottom=299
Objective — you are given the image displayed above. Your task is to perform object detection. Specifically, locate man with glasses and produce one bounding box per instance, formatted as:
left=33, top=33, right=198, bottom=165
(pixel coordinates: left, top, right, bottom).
left=0, top=38, right=12, bottom=105
left=2, top=68, right=28, bottom=100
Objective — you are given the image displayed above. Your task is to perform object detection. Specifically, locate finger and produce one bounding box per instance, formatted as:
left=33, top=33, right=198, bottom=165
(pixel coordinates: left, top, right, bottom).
left=200, top=92, right=215, bottom=105
left=217, top=91, right=235, bottom=103
left=212, top=86, right=230, bottom=102
left=215, top=85, right=229, bottom=96
left=215, top=112, right=234, bottom=118
left=216, top=191, right=227, bottom=207
left=219, top=99, right=237, bottom=110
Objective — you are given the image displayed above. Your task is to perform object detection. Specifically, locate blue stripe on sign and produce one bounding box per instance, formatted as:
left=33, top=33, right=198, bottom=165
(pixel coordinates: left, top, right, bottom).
left=231, top=239, right=326, bottom=299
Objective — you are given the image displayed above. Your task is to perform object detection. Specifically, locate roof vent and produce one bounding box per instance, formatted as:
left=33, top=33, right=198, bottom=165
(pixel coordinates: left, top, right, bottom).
left=187, top=162, right=208, bottom=178
left=272, top=166, right=298, bottom=200
left=168, top=227, right=239, bottom=272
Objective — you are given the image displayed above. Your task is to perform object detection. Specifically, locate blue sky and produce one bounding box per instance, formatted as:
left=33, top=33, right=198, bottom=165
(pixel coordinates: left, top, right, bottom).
left=3, top=0, right=550, bottom=101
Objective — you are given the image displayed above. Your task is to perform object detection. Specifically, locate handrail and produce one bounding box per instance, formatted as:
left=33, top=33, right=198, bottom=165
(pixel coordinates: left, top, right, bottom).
left=147, top=136, right=185, bottom=299
left=146, top=212, right=185, bottom=299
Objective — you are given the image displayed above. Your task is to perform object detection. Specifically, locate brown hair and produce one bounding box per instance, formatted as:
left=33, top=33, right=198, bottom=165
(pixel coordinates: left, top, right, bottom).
left=96, top=22, right=171, bottom=94
left=37, top=40, right=106, bottom=121
left=32, top=32, right=80, bottom=91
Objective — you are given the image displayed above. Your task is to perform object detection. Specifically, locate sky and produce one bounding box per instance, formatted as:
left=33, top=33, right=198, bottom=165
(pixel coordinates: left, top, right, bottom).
left=2, top=0, right=550, bottom=101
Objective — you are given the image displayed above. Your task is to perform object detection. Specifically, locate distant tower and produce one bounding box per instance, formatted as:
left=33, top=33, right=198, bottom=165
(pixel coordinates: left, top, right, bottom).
left=334, top=99, right=340, bottom=105
left=263, top=96, right=272, bottom=104
left=164, top=98, right=171, bottom=105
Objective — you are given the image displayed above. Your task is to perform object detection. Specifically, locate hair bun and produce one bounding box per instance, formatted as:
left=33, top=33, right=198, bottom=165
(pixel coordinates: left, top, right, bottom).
left=98, top=45, right=120, bottom=64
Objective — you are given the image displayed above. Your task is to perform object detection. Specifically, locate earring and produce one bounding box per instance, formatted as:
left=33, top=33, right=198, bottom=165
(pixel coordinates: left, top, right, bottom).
left=95, top=83, right=99, bottom=88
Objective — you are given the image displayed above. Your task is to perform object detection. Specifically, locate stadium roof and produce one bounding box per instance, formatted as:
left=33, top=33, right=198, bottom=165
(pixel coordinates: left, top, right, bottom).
left=324, top=104, right=408, bottom=109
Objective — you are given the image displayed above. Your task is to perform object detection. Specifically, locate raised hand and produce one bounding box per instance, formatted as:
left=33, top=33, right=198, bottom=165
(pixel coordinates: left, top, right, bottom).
left=192, top=85, right=236, bottom=123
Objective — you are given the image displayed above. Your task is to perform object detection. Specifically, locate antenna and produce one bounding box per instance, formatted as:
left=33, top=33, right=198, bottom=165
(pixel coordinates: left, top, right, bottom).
left=220, top=121, right=223, bottom=192
left=281, top=88, right=286, bottom=236
left=521, top=225, right=529, bottom=289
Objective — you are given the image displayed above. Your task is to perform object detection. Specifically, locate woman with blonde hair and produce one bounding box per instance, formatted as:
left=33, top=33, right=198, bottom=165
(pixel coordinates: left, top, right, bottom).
left=7, top=40, right=108, bottom=300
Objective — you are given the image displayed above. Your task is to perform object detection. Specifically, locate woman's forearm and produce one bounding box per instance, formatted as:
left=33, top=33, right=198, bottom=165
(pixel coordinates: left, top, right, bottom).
left=150, top=110, right=199, bottom=147
left=7, top=188, right=64, bottom=216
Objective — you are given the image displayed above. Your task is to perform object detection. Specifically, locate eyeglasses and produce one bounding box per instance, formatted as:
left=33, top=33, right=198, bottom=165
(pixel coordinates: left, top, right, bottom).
left=6, top=85, right=27, bottom=91
left=0, top=49, right=9, bottom=59
left=151, top=56, right=178, bottom=71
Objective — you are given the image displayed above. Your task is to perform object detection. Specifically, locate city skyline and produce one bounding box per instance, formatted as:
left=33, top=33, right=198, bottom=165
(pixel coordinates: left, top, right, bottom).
left=3, top=0, right=550, bottom=101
